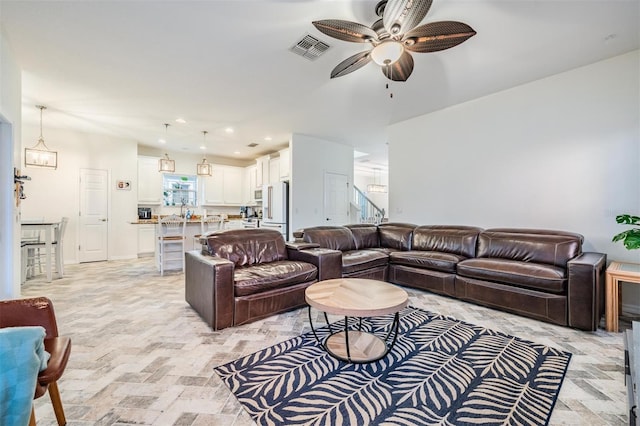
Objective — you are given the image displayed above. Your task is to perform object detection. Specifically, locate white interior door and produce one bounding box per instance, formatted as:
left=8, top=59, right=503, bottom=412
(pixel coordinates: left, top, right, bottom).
left=324, top=172, right=350, bottom=225
left=79, top=168, right=108, bottom=263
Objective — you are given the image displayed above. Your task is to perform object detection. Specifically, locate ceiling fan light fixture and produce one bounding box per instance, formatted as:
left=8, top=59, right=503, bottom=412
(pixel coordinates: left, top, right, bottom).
left=370, top=41, right=404, bottom=66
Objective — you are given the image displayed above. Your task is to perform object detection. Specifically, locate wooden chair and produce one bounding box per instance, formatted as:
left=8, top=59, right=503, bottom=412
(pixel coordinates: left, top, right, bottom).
left=157, top=214, right=186, bottom=275
left=22, top=217, right=69, bottom=280
left=0, top=297, right=71, bottom=426
left=193, top=215, right=223, bottom=248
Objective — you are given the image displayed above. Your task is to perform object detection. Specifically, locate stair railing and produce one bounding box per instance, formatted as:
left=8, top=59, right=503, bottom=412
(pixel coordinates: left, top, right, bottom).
left=353, top=185, right=386, bottom=224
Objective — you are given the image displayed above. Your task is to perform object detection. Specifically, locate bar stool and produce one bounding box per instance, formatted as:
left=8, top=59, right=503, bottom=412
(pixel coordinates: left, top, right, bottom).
left=193, top=215, right=223, bottom=248
left=157, top=214, right=186, bottom=276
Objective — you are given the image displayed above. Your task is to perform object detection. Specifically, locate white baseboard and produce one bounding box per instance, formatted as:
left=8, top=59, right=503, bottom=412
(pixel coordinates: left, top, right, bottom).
left=109, top=255, right=138, bottom=261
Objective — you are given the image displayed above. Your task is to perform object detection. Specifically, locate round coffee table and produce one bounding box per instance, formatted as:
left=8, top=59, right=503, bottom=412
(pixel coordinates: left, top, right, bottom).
left=305, top=278, right=408, bottom=363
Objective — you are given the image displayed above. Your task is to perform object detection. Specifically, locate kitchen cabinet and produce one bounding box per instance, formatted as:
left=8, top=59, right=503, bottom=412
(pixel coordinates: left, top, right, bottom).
left=269, top=157, right=280, bottom=184
left=224, top=167, right=243, bottom=204
left=256, top=155, right=270, bottom=188
left=243, top=165, right=257, bottom=205
left=279, top=148, right=290, bottom=180
left=138, top=156, right=163, bottom=204
left=137, top=224, right=155, bottom=256
left=202, top=166, right=243, bottom=206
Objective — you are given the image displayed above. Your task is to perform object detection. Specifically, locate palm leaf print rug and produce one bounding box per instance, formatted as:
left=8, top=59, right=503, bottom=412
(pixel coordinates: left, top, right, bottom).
left=214, top=307, right=571, bottom=425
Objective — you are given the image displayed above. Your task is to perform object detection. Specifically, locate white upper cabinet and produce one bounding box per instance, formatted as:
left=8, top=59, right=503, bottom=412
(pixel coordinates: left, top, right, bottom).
left=256, top=155, right=270, bottom=188
left=279, top=148, right=290, bottom=180
left=243, top=165, right=257, bottom=205
left=138, top=156, right=163, bottom=204
left=268, top=157, right=280, bottom=184
left=223, top=167, right=243, bottom=204
left=202, top=168, right=224, bottom=205
left=202, top=165, right=243, bottom=206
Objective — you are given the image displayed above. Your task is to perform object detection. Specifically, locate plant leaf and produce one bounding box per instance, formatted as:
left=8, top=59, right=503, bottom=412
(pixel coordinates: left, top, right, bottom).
left=615, top=214, right=640, bottom=225
left=612, top=228, right=640, bottom=250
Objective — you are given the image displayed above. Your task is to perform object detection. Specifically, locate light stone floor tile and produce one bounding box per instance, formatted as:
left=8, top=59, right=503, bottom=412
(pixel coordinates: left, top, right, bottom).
left=21, top=257, right=630, bottom=425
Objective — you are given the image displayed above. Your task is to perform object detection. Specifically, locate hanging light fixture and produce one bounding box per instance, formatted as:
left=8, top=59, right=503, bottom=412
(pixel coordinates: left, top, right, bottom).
left=158, top=124, right=175, bottom=172
left=25, top=105, right=58, bottom=169
left=197, top=131, right=212, bottom=176
left=367, top=168, right=387, bottom=193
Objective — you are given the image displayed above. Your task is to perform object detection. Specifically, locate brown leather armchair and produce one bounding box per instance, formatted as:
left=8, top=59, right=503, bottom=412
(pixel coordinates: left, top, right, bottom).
left=0, top=297, right=71, bottom=425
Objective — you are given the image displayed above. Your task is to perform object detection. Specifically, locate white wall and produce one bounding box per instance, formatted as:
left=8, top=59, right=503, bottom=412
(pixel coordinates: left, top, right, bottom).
left=290, top=133, right=354, bottom=234
left=21, top=125, right=139, bottom=263
left=0, top=20, right=22, bottom=299
left=389, top=50, right=640, bottom=312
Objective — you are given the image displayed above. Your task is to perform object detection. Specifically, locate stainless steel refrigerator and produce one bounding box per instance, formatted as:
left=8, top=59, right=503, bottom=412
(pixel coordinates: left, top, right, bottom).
left=261, top=181, right=288, bottom=240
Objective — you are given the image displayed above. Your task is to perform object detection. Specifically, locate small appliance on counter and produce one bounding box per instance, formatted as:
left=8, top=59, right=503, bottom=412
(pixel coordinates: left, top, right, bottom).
left=138, top=207, right=152, bottom=220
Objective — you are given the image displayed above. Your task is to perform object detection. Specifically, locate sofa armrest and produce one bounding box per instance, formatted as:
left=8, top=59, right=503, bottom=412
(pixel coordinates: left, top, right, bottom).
left=185, top=250, right=235, bottom=330
left=287, top=247, right=342, bottom=281
left=567, top=252, right=607, bottom=331
left=286, top=242, right=320, bottom=250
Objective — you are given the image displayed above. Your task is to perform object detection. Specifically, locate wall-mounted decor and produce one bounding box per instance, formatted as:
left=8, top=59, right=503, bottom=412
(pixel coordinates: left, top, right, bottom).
left=116, top=180, right=131, bottom=190
left=14, top=168, right=31, bottom=206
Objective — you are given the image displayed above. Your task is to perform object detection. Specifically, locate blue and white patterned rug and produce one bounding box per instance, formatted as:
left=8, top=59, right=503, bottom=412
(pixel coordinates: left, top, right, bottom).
left=215, top=307, right=571, bottom=426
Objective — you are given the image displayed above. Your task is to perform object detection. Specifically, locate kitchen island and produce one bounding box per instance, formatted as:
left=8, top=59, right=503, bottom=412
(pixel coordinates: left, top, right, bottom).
left=131, top=216, right=244, bottom=272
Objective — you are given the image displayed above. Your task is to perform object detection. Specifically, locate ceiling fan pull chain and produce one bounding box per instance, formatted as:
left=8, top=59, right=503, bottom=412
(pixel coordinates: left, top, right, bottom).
left=387, top=65, right=394, bottom=98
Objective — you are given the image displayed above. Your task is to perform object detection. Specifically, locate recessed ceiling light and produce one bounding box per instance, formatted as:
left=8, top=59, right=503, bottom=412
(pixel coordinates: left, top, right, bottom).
left=200, top=146, right=206, bottom=150
left=264, top=136, right=272, bottom=141
left=158, top=138, right=166, bottom=144
left=175, top=118, right=187, bottom=124
left=225, top=127, right=234, bottom=134
left=234, top=151, right=241, bottom=155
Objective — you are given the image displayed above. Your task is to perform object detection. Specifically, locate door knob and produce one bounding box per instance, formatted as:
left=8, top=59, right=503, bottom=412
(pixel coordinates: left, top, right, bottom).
left=100, top=218, right=107, bottom=222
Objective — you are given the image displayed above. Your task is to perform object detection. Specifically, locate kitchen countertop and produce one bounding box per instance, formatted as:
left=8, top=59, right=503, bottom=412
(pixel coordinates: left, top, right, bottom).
left=131, top=215, right=244, bottom=225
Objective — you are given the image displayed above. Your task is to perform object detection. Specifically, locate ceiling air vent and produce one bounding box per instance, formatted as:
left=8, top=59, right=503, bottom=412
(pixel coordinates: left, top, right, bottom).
left=247, top=143, right=259, bottom=148
left=290, top=34, right=330, bottom=61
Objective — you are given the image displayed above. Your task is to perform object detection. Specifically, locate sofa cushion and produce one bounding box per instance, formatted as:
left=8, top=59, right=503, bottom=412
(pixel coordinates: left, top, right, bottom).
left=303, top=226, right=356, bottom=251
left=457, top=258, right=566, bottom=294
left=378, top=223, right=416, bottom=251
left=477, top=230, right=581, bottom=268
left=412, top=226, right=482, bottom=258
left=206, top=228, right=287, bottom=267
left=234, top=260, right=318, bottom=297
left=345, top=224, right=379, bottom=249
left=342, top=250, right=389, bottom=275
left=390, top=250, right=466, bottom=273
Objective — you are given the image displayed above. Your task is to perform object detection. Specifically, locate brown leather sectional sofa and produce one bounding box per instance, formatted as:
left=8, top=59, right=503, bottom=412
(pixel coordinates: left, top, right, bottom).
left=185, top=228, right=341, bottom=330
left=295, top=223, right=607, bottom=331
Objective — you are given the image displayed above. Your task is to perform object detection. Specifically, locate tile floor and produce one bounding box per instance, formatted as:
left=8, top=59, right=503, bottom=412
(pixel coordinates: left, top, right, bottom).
left=20, top=258, right=630, bottom=425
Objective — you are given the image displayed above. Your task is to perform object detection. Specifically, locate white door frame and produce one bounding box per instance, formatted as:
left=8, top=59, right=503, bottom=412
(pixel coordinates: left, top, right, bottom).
left=323, top=171, right=350, bottom=225
left=78, top=168, right=109, bottom=263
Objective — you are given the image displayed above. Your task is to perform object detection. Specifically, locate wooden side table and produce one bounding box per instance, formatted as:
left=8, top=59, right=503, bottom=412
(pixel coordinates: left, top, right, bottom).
left=605, top=261, right=640, bottom=332
left=305, top=278, right=408, bottom=363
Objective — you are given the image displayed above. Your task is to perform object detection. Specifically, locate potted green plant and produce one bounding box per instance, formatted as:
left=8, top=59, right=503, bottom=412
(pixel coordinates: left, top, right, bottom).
left=612, top=214, right=640, bottom=250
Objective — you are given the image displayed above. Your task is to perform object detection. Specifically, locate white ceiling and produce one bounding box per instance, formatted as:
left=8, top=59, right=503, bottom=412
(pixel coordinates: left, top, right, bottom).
left=1, top=0, right=638, bottom=169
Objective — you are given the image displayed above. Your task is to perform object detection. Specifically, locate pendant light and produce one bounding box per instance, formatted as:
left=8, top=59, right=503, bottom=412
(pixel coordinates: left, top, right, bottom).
left=158, top=123, right=175, bottom=172
left=25, top=105, right=58, bottom=169
left=367, top=168, right=387, bottom=193
left=197, top=131, right=212, bottom=176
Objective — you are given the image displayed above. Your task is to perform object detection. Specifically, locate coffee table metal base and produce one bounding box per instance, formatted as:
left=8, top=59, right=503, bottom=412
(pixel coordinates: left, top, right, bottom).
left=308, top=307, right=401, bottom=363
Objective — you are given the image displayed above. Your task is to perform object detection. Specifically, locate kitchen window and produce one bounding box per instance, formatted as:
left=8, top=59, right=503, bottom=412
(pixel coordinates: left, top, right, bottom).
left=163, top=174, right=198, bottom=207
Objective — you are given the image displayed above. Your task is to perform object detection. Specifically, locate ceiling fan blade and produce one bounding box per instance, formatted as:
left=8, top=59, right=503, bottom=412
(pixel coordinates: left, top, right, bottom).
left=331, top=51, right=372, bottom=78
left=382, top=0, right=433, bottom=37
left=381, top=51, right=414, bottom=81
left=313, top=20, right=378, bottom=43
left=403, top=21, right=476, bottom=53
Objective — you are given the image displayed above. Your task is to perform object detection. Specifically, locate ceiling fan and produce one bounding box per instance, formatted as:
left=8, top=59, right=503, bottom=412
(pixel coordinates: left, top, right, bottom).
left=312, top=0, right=476, bottom=81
